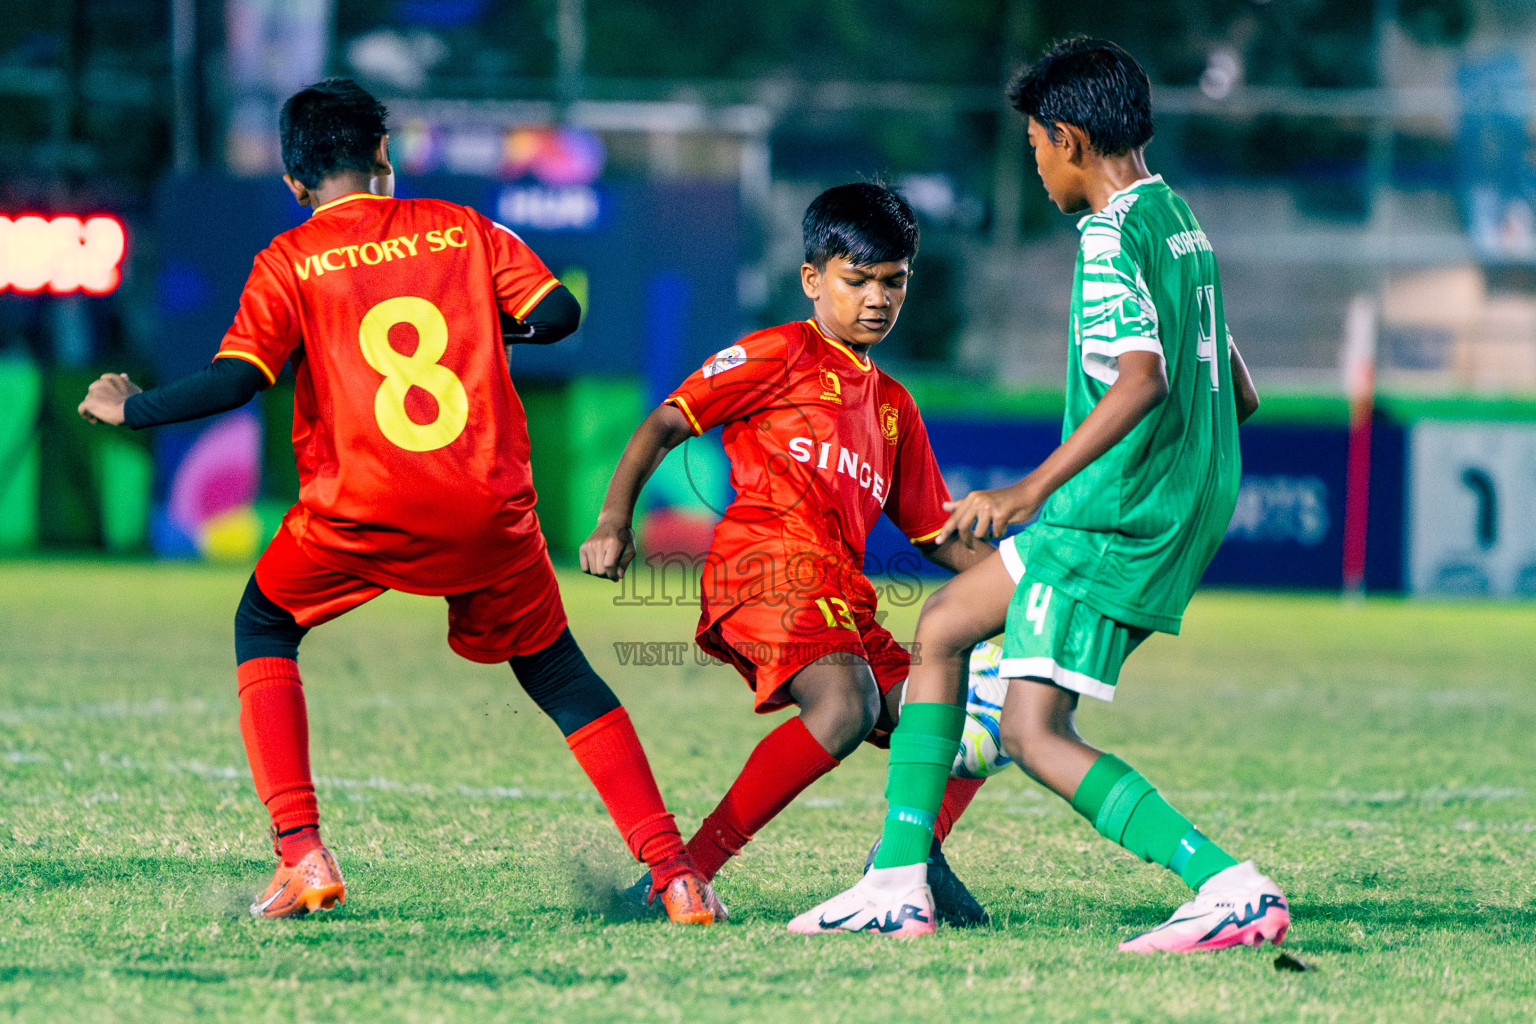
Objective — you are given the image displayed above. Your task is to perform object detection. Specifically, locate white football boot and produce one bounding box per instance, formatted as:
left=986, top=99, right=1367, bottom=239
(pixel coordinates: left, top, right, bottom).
left=1119, top=861, right=1290, bottom=953
left=787, top=864, right=937, bottom=937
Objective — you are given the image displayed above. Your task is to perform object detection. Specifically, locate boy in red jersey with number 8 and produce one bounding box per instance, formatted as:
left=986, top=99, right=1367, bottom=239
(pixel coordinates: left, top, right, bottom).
left=582, top=184, right=994, bottom=923
left=78, top=79, right=714, bottom=925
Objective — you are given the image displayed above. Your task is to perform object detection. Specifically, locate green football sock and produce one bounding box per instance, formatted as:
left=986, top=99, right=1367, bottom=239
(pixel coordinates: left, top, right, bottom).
left=1069, top=754, right=1239, bottom=890
left=871, top=702, right=966, bottom=870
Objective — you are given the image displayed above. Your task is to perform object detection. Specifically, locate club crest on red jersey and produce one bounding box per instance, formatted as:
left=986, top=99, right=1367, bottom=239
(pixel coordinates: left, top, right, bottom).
left=879, top=403, right=899, bottom=444
left=819, top=369, right=842, bottom=404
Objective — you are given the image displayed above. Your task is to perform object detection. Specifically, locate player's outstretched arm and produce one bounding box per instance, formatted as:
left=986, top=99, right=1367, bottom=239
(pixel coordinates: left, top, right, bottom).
left=938, top=350, right=1168, bottom=547
left=1230, top=342, right=1259, bottom=424
left=78, top=359, right=267, bottom=429
left=579, top=403, right=694, bottom=581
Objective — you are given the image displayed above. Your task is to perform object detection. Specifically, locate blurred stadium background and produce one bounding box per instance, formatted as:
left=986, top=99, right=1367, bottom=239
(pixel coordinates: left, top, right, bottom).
left=1, top=0, right=1534, bottom=600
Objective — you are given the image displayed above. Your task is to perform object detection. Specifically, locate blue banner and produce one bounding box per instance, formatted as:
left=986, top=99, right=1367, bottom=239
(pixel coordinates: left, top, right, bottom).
left=863, top=414, right=1406, bottom=594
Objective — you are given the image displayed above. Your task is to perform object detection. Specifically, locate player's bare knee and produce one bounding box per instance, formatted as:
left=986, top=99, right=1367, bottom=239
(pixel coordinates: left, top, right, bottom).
left=914, top=588, right=976, bottom=661
left=797, top=670, right=880, bottom=757
left=998, top=723, right=1030, bottom=768
left=836, top=676, right=882, bottom=738
left=915, top=586, right=956, bottom=634
left=997, top=699, right=1066, bottom=773
left=855, top=673, right=882, bottom=734
left=1003, top=732, right=1063, bottom=785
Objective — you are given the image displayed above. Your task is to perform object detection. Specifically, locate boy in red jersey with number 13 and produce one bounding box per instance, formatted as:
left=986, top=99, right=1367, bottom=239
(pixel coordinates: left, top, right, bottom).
left=78, top=79, right=714, bottom=925
left=582, top=184, right=993, bottom=923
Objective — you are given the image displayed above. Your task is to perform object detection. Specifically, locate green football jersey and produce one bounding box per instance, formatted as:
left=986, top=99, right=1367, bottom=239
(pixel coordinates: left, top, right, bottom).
left=1025, top=175, right=1239, bottom=635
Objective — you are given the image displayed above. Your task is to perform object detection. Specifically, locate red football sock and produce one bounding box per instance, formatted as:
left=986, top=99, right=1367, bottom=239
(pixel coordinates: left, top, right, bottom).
left=237, top=657, right=320, bottom=865
left=935, top=776, right=985, bottom=845
left=565, top=708, right=693, bottom=886
left=277, top=825, right=323, bottom=864
left=685, top=716, right=840, bottom=881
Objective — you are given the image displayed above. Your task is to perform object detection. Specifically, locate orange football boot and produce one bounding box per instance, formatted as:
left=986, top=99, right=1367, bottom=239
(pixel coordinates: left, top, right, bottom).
left=250, top=846, right=347, bottom=918
left=656, top=871, right=716, bottom=925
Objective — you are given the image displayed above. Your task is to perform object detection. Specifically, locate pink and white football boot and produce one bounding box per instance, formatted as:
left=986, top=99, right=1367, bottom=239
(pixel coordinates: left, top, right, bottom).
left=1119, top=861, right=1290, bottom=953
left=787, top=864, right=937, bottom=938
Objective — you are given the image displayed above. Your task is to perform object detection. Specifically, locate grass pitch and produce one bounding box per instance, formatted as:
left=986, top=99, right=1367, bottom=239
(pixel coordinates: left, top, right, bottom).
left=2, top=559, right=1534, bottom=1023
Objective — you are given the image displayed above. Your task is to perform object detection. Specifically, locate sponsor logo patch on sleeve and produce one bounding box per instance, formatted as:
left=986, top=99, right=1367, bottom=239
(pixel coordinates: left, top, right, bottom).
left=701, top=344, right=747, bottom=378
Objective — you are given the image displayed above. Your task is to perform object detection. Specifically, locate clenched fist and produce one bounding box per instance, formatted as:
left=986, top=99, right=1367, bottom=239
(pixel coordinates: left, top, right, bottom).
left=78, top=373, right=142, bottom=426
left=579, top=519, right=637, bottom=581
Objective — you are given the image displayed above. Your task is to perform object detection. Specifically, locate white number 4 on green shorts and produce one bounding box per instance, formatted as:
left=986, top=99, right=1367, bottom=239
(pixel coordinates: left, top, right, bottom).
left=996, top=534, right=1150, bottom=702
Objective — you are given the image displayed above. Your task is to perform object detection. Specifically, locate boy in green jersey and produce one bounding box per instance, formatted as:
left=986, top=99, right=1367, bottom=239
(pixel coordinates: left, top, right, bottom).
left=791, top=39, right=1289, bottom=951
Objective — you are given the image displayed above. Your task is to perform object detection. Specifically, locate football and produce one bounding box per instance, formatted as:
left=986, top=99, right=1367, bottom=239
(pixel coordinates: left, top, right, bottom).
left=952, top=641, right=1014, bottom=779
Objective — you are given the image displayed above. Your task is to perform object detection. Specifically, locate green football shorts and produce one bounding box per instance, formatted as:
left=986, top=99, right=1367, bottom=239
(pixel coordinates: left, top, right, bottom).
left=997, top=531, right=1151, bottom=702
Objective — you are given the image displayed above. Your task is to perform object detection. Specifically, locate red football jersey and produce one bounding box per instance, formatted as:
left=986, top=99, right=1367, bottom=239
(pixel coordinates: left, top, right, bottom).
left=215, top=191, right=560, bottom=593
left=667, top=319, right=950, bottom=602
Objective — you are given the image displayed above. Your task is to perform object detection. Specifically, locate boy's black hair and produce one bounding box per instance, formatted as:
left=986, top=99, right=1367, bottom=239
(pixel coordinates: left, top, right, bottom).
left=280, top=78, right=390, bottom=189
left=802, top=182, right=919, bottom=268
left=1007, top=38, right=1153, bottom=155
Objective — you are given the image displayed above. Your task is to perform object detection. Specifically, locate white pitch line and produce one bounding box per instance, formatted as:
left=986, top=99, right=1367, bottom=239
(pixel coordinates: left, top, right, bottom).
left=7, top=749, right=1526, bottom=813
left=0, top=699, right=214, bottom=725
left=2, top=749, right=594, bottom=804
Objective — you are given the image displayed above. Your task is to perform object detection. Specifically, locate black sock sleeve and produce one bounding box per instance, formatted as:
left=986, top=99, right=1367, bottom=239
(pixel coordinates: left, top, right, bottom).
left=234, top=574, right=309, bottom=665
left=124, top=358, right=268, bottom=430
left=499, top=284, right=581, bottom=346
left=509, top=627, right=622, bottom=736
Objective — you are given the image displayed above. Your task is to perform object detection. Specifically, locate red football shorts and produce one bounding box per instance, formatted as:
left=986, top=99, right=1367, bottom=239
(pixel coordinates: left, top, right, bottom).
left=696, top=564, right=911, bottom=713
left=254, top=522, right=568, bottom=663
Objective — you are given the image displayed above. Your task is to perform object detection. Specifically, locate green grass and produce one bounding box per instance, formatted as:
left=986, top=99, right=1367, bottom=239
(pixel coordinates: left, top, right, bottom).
left=3, top=560, right=1535, bottom=1022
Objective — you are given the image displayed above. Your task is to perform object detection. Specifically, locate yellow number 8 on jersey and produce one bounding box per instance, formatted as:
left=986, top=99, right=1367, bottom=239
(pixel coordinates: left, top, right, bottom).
left=358, top=295, right=469, bottom=452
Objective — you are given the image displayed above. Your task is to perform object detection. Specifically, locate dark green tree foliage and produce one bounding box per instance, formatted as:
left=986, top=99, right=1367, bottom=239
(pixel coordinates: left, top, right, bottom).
left=336, top=0, right=559, bottom=81
left=334, top=1, right=1475, bottom=97
left=1033, top=0, right=1375, bottom=88
left=1398, top=0, right=1473, bottom=46
left=0, top=0, right=172, bottom=194
left=585, top=0, right=1007, bottom=83
left=583, top=1, right=1435, bottom=90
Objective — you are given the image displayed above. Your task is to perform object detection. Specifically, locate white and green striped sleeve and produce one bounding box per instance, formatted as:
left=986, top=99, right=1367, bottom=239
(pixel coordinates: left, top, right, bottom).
left=1076, top=216, right=1161, bottom=385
